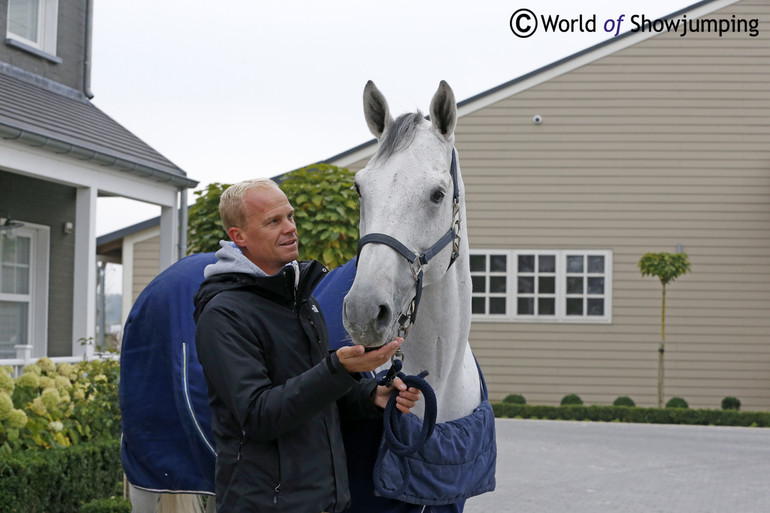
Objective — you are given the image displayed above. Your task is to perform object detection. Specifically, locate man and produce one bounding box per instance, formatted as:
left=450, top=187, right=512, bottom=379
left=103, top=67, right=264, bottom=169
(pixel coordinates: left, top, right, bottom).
left=194, top=178, right=419, bottom=513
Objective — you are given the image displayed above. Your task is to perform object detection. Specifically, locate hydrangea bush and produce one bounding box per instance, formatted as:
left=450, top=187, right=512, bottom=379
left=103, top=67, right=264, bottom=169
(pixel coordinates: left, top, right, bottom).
left=0, top=357, right=120, bottom=454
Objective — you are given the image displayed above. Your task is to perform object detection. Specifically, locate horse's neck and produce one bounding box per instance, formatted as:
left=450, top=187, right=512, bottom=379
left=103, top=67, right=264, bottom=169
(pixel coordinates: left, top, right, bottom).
left=401, top=258, right=481, bottom=423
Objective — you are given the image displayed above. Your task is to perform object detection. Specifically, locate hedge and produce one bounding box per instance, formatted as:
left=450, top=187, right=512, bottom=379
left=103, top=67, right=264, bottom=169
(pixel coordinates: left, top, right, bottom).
left=492, top=403, right=770, bottom=427
left=0, top=439, right=122, bottom=513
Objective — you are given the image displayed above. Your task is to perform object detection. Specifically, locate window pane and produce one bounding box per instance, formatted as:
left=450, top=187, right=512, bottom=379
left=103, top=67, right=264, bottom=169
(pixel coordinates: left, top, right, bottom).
left=567, top=255, right=584, bottom=273
left=538, top=298, right=555, bottom=315
left=470, top=254, right=486, bottom=272
left=8, top=0, right=40, bottom=42
left=566, top=298, right=583, bottom=316
left=539, top=276, right=555, bottom=294
left=490, top=298, right=506, bottom=314
left=490, top=255, right=507, bottom=272
left=517, top=297, right=534, bottom=315
left=588, top=255, right=605, bottom=273
left=518, top=255, right=535, bottom=273
left=566, top=277, right=583, bottom=294
left=0, top=301, right=28, bottom=358
left=490, top=276, right=506, bottom=293
left=538, top=254, right=555, bottom=273
left=518, top=276, right=534, bottom=294
left=588, top=277, right=604, bottom=295
left=471, top=297, right=486, bottom=314
left=587, top=298, right=604, bottom=316
left=472, top=276, right=486, bottom=293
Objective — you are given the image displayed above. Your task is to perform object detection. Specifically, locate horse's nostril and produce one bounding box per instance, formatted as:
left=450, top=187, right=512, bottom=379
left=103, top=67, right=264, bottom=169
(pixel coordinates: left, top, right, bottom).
left=375, top=304, right=392, bottom=329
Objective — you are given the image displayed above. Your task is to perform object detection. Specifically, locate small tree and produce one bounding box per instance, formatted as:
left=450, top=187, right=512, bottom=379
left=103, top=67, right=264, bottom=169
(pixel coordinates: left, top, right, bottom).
left=187, top=182, right=231, bottom=254
left=279, top=164, right=359, bottom=269
left=638, top=251, right=692, bottom=408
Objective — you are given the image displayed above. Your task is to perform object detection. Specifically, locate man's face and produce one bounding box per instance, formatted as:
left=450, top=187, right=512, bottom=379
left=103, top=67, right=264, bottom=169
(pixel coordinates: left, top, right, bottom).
left=228, top=186, right=299, bottom=275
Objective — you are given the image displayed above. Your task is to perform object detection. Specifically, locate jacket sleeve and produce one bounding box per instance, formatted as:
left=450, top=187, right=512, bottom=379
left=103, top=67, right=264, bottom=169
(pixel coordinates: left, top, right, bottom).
left=337, top=376, right=383, bottom=421
left=196, top=300, right=360, bottom=442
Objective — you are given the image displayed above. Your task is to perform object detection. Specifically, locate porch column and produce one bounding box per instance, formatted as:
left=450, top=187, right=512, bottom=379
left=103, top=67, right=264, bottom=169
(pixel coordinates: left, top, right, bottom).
left=72, top=186, right=97, bottom=358
left=159, top=199, right=179, bottom=273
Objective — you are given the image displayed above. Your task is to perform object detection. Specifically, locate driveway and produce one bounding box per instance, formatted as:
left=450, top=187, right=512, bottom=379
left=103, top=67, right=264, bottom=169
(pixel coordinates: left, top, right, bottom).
left=464, top=418, right=770, bottom=513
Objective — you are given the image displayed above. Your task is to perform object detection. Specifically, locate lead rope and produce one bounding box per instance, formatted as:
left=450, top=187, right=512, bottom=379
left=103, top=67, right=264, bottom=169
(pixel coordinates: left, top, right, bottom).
left=374, top=358, right=438, bottom=497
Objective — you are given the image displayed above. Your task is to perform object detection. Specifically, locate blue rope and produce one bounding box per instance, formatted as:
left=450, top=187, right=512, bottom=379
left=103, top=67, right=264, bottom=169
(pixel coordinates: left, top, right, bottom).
left=377, top=360, right=437, bottom=456
left=375, top=362, right=438, bottom=495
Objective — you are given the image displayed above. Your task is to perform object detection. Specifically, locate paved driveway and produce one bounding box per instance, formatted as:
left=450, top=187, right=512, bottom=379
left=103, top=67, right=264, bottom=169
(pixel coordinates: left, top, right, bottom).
left=464, top=419, right=770, bottom=513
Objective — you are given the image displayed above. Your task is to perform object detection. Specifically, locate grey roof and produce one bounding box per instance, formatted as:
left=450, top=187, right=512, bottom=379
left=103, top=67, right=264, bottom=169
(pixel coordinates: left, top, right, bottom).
left=0, top=64, right=197, bottom=189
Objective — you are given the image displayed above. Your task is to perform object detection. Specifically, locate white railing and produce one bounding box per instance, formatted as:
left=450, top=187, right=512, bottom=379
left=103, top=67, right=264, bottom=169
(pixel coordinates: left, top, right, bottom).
left=2, top=344, right=119, bottom=377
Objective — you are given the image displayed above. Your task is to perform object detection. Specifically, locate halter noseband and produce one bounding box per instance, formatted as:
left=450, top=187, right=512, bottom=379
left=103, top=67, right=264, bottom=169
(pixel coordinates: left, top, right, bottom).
left=356, top=148, right=461, bottom=339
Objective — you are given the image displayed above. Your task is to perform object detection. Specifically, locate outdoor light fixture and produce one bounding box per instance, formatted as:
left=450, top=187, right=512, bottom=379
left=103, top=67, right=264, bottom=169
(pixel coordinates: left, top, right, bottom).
left=0, top=216, right=25, bottom=239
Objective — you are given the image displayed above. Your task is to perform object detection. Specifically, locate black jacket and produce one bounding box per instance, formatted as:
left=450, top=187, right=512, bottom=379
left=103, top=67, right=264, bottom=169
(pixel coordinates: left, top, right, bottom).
left=194, top=259, right=379, bottom=512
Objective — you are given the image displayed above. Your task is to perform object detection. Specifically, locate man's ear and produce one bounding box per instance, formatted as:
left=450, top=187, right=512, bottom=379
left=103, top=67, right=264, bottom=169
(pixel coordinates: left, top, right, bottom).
left=228, top=226, right=246, bottom=247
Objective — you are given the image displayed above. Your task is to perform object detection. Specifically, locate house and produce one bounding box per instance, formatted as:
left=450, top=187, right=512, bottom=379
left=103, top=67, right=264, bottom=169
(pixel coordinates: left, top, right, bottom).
left=0, top=0, right=197, bottom=366
left=329, top=0, right=770, bottom=410
left=102, top=0, right=769, bottom=410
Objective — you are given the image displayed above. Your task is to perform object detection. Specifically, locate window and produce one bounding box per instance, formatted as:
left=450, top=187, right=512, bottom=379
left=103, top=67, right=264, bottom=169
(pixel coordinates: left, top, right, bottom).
left=6, top=0, right=59, bottom=57
left=0, top=224, right=49, bottom=359
left=471, top=249, right=612, bottom=323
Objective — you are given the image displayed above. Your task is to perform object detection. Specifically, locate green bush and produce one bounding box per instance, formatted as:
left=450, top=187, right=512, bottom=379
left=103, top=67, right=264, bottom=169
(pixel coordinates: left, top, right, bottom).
left=0, top=439, right=122, bottom=513
left=492, top=403, right=770, bottom=427
left=79, top=497, right=131, bottom=513
left=503, top=394, right=526, bottom=405
left=666, top=397, right=689, bottom=409
left=613, top=396, right=636, bottom=407
left=560, top=394, right=583, bottom=406
left=721, top=396, right=741, bottom=411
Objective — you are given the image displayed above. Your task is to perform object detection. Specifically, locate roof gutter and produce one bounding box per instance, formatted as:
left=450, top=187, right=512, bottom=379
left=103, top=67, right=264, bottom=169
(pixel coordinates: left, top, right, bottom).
left=0, top=122, right=198, bottom=189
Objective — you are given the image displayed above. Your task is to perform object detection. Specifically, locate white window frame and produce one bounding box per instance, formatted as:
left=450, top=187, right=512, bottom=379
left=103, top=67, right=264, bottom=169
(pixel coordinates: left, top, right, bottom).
left=0, top=222, right=49, bottom=359
left=470, top=249, right=612, bottom=324
left=6, top=0, right=59, bottom=56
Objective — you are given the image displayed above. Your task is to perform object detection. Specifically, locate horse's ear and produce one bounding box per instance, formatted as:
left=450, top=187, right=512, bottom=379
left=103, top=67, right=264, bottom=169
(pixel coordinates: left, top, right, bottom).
left=429, top=80, right=457, bottom=139
left=363, top=81, right=393, bottom=139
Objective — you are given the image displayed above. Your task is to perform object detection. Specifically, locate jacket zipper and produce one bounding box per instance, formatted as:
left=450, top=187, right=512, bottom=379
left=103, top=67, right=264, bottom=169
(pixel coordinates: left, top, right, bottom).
left=236, top=429, right=246, bottom=461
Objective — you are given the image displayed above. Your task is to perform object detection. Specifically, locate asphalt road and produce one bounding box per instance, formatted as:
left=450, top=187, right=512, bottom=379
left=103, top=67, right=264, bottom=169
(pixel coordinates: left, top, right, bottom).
left=463, top=419, right=770, bottom=513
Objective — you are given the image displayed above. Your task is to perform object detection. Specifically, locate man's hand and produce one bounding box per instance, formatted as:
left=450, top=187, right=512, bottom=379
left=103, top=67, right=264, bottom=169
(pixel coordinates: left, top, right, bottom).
left=373, top=377, right=421, bottom=414
left=336, top=338, right=403, bottom=373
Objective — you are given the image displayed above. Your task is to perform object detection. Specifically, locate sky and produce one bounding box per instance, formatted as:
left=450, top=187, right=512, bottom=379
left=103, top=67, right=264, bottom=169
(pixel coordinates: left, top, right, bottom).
left=90, top=0, right=697, bottom=236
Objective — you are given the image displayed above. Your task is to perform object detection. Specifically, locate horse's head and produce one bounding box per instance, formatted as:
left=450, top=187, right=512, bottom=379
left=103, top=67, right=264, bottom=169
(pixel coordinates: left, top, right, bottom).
left=343, top=80, right=462, bottom=348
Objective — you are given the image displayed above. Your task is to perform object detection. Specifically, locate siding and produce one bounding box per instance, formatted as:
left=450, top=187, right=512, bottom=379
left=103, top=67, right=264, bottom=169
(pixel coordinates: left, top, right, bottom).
left=132, top=235, right=160, bottom=303
left=0, top=169, right=75, bottom=356
left=334, top=0, right=770, bottom=410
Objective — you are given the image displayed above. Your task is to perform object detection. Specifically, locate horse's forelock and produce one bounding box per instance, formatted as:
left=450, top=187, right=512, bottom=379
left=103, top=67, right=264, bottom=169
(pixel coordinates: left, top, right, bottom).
left=374, top=111, right=425, bottom=163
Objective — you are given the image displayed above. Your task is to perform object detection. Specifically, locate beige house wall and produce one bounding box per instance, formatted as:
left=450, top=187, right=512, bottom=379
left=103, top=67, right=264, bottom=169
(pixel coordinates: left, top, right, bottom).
left=334, top=0, right=770, bottom=410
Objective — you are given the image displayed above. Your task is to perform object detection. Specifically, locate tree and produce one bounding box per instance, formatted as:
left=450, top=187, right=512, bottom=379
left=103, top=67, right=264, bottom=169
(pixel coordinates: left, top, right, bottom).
left=186, top=164, right=359, bottom=269
left=279, top=164, right=359, bottom=269
left=187, top=182, right=231, bottom=254
left=638, top=251, right=692, bottom=408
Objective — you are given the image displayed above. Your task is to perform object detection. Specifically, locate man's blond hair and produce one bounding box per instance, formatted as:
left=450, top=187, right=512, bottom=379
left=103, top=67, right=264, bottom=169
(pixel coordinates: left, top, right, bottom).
left=219, top=178, right=280, bottom=231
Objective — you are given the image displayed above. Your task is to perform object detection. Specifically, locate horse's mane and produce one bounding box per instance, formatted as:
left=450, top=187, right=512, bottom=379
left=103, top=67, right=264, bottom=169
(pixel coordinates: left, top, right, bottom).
left=375, top=111, right=424, bottom=163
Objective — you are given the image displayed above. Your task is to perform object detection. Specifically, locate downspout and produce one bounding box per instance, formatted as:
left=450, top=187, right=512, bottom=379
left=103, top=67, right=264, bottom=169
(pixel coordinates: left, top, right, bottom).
left=83, top=0, right=94, bottom=99
left=178, top=188, right=188, bottom=260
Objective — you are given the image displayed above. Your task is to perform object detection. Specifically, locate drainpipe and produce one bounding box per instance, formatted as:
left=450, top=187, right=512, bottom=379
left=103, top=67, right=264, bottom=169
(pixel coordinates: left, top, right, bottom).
left=83, top=0, right=94, bottom=99
left=178, top=188, right=188, bottom=260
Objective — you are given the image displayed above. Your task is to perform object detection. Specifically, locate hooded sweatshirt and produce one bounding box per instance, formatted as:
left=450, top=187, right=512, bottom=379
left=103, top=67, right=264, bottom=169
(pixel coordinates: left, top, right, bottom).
left=194, top=241, right=379, bottom=513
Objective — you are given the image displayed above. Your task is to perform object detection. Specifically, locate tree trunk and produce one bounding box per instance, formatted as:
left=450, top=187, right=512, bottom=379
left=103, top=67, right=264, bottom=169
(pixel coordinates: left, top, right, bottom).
left=658, top=285, right=666, bottom=409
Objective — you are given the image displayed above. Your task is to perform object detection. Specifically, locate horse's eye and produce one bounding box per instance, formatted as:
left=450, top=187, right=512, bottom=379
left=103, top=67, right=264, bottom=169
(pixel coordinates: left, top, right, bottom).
left=354, top=183, right=361, bottom=197
left=430, top=189, right=445, bottom=204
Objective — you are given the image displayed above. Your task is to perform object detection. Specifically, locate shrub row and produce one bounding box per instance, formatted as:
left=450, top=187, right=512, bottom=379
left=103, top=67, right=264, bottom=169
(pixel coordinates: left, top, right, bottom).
left=492, top=403, right=770, bottom=427
left=0, top=439, right=122, bottom=513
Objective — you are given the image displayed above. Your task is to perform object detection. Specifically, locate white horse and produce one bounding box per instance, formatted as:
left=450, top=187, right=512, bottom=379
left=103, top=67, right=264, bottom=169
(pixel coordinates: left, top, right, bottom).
left=344, top=80, right=481, bottom=424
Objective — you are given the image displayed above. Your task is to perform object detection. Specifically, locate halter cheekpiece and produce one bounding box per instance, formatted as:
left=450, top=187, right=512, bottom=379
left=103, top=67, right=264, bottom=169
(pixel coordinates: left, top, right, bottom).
left=356, top=148, right=461, bottom=340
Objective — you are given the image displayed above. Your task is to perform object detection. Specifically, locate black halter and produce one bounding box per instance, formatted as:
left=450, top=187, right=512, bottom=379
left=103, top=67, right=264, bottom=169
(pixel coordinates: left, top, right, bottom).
left=356, top=148, right=461, bottom=338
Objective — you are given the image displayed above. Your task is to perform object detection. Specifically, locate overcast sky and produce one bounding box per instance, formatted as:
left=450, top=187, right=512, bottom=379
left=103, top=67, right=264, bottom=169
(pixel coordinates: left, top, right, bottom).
left=90, top=0, right=696, bottom=236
